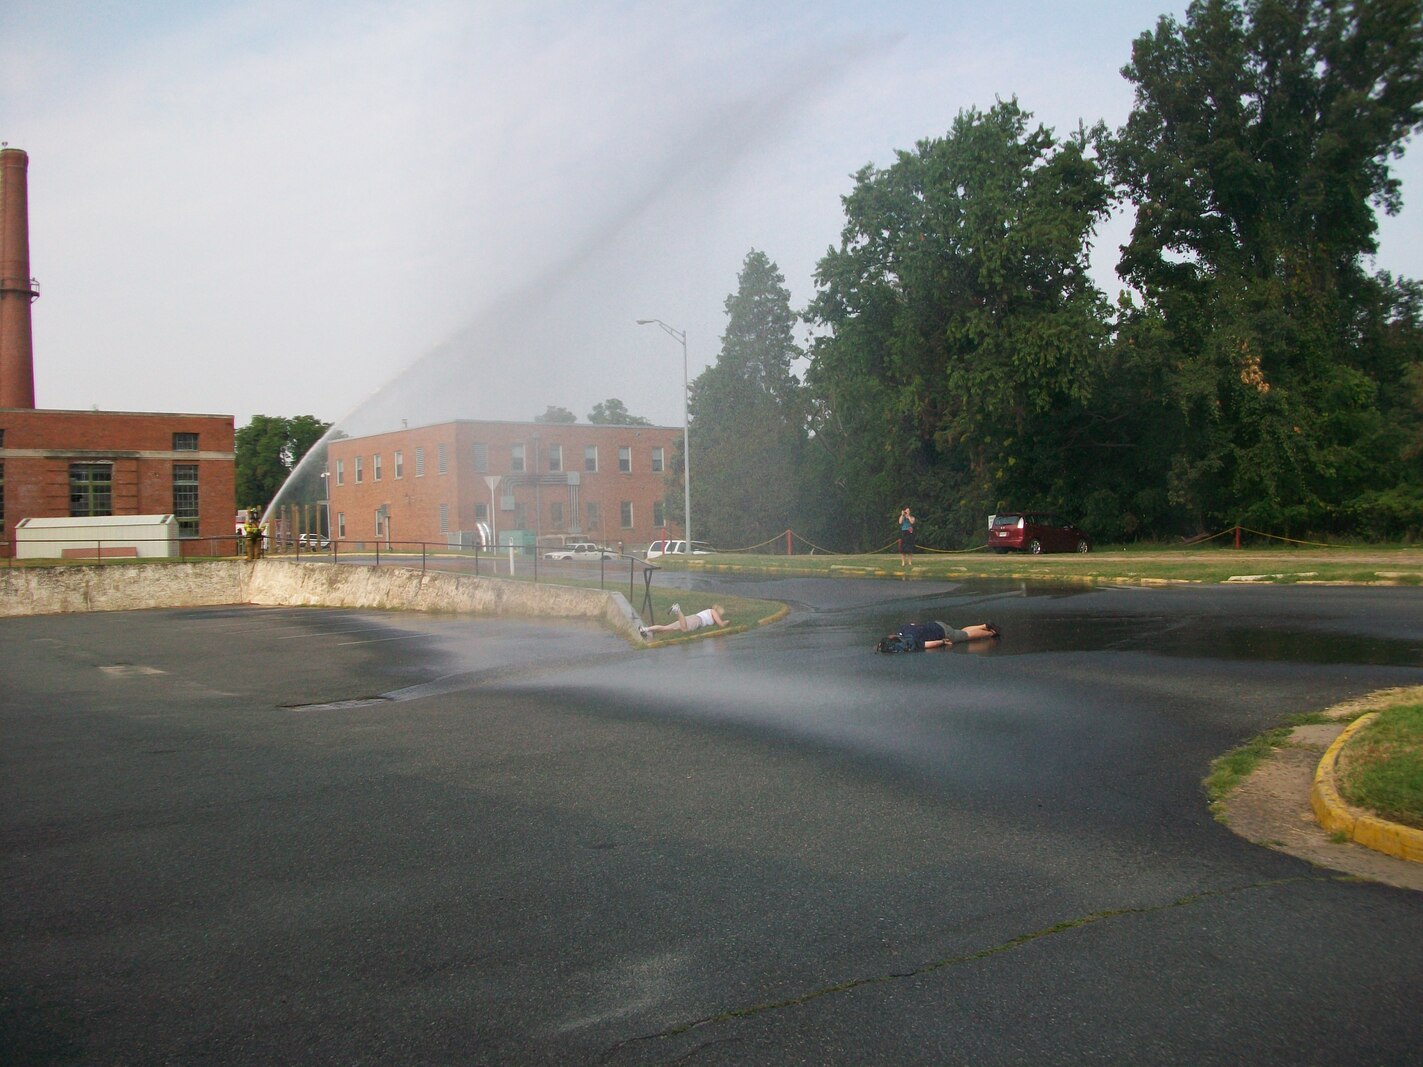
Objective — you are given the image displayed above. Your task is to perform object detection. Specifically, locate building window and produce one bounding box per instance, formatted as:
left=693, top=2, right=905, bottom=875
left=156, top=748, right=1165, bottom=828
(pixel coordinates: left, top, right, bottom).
left=338, top=512, right=346, bottom=538
left=584, top=445, right=597, bottom=472
left=172, top=463, right=199, bottom=537
left=1, top=461, right=5, bottom=533
left=375, top=511, right=385, bottom=537
left=394, top=450, right=403, bottom=478
left=475, top=501, right=488, bottom=522
left=619, top=501, right=634, bottom=528
left=547, top=444, right=562, bottom=472
left=70, top=463, right=113, bottom=517
left=335, top=459, right=345, bottom=486
left=550, top=501, right=564, bottom=529
left=472, top=442, right=488, bottom=472
left=618, top=446, right=631, bottom=473
left=173, top=432, right=198, bottom=451
left=373, top=453, right=382, bottom=481
left=439, top=504, right=450, bottom=532
left=438, top=443, right=448, bottom=474
left=354, top=456, right=364, bottom=483
left=511, top=444, right=525, bottom=473
left=653, top=499, right=665, bottom=528
left=586, top=501, right=600, bottom=530
left=651, top=446, right=664, bottom=473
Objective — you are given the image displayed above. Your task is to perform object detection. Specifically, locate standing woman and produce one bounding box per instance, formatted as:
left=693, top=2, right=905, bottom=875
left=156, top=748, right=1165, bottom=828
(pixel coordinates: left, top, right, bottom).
left=898, top=507, right=916, bottom=567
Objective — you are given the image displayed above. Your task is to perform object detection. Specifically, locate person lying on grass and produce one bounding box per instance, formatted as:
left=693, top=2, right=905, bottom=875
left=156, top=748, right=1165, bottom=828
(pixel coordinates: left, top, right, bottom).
left=875, top=621, right=999, bottom=653
left=640, top=603, right=728, bottom=640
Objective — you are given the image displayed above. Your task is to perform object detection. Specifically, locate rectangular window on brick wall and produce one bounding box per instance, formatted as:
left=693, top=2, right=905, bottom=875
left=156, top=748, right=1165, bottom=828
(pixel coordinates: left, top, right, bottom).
left=584, top=445, right=597, bottom=472
left=373, top=453, right=382, bottom=481
left=338, top=512, right=346, bottom=538
left=550, top=501, right=563, bottom=529
left=651, top=446, right=664, bottom=473
left=415, top=448, right=425, bottom=477
left=354, top=456, right=363, bottom=483
left=653, top=499, right=665, bottom=528
left=173, top=463, right=199, bottom=537
left=472, top=442, right=488, bottom=472
left=620, top=501, right=634, bottom=528
left=586, top=501, right=600, bottom=530
left=394, top=450, right=403, bottom=478
left=439, top=504, right=450, bottom=533
left=173, top=432, right=198, bottom=451
left=618, top=446, right=631, bottom=473
left=438, top=443, right=448, bottom=474
left=70, top=463, right=113, bottom=517
left=511, top=444, right=525, bottom=473
left=1, top=460, right=5, bottom=534
left=336, top=459, right=345, bottom=486
left=548, top=444, right=562, bottom=472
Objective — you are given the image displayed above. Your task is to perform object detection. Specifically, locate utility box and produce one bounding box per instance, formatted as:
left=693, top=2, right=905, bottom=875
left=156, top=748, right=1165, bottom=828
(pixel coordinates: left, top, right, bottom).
left=15, top=515, right=180, bottom=560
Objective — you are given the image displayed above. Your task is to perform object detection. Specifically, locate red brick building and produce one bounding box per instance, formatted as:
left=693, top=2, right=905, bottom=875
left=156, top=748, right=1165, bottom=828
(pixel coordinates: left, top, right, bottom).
left=0, top=408, right=236, bottom=556
left=0, top=147, right=238, bottom=558
left=326, top=420, right=683, bottom=550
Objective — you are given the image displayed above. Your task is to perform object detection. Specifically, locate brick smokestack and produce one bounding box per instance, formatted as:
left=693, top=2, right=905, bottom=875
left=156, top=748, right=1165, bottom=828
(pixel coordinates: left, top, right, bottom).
left=1, top=146, right=39, bottom=409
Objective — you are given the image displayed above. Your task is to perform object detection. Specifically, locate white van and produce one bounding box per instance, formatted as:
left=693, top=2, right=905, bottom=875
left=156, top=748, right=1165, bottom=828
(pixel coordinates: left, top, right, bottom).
left=645, top=539, right=713, bottom=560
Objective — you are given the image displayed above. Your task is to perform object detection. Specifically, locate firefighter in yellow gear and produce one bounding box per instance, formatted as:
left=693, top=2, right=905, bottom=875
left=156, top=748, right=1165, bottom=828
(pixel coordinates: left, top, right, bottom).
left=243, top=509, right=266, bottom=561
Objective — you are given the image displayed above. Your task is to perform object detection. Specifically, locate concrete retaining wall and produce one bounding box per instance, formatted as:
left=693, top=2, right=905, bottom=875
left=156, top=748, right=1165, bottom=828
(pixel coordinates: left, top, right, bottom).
left=0, top=560, right=643, bottom=640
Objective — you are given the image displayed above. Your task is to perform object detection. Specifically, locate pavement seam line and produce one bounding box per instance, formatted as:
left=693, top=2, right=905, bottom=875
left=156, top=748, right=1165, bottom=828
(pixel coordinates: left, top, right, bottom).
left=601, top=875, right=1324, bottom=1056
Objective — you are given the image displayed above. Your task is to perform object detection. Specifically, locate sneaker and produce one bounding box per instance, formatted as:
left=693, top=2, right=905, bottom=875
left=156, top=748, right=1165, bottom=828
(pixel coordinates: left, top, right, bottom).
left=668, top=602, right=682, bottom=619
left=637, top=625, right=651, bottom=640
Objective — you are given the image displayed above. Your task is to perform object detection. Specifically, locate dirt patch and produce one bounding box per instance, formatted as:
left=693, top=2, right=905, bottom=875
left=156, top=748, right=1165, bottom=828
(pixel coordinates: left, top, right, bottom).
left=1218, top=691, right=1423, bottom=892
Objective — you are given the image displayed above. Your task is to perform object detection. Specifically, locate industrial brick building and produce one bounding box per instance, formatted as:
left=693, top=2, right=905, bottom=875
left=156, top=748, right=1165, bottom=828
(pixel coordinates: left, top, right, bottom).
left=326, top=420, right=683, bottom=551
left=0, top=146, right=237, bottom=557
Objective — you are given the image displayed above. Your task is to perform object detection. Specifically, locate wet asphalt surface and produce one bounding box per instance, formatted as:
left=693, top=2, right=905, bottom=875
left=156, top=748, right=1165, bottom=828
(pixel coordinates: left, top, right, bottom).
left=3, top=576, right=1422, bottom=1064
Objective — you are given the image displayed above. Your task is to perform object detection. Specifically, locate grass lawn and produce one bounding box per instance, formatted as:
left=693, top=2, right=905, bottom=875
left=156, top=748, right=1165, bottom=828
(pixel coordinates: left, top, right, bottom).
left=1338, top=703, right=1423, bottom=831
left=663, top=544, right=1423, bottom=586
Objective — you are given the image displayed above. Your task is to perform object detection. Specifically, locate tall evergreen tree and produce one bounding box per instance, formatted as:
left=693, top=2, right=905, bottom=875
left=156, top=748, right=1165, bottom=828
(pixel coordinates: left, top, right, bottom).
left=683, top=250, right=804, bottom=547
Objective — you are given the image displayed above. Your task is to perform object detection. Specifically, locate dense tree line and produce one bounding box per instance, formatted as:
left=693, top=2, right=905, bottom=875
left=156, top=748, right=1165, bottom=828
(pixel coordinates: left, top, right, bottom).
left=674, top=0, right=1423, bottom=549
left=235, top=414, right=331, bottom=509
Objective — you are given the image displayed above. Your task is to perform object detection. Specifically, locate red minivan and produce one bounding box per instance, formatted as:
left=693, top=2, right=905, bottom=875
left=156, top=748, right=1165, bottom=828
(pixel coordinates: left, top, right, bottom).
left=988, top=513, right=1092, bottom=554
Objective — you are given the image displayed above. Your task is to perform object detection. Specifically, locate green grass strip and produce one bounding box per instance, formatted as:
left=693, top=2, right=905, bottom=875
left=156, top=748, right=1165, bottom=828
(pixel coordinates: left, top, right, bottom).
left=1337, top=703, right=1423, bottom=830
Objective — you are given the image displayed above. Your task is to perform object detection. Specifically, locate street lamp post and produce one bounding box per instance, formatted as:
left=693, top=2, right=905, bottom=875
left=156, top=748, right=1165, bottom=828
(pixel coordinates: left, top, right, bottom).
left=636, top=318, right=691, bottom=548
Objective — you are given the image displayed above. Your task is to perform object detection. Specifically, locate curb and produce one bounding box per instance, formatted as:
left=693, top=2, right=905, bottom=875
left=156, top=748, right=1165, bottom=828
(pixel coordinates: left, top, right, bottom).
left=1311, top=712, right=1423, bottom=864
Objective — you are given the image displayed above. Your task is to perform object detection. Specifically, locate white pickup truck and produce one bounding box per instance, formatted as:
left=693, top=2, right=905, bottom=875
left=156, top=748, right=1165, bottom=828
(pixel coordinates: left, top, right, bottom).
left=644, top=539, right=714, bottom=560
left=542, top=542, right=613, bottom=561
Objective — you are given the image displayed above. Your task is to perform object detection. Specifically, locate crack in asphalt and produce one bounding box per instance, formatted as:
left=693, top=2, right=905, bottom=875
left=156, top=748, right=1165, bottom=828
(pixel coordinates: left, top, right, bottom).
left=600, top=874, right=1336, bottom=1060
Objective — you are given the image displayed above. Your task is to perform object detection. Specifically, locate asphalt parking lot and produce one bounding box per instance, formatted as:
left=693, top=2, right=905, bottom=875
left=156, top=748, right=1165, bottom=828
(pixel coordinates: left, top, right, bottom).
left=3, top=578, right=1422, bottom=1064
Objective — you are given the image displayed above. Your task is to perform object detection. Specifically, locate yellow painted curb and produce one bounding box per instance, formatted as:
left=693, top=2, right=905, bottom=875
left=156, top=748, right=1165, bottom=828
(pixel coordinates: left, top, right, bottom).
left=1311, top=712, right=1423, bottom=864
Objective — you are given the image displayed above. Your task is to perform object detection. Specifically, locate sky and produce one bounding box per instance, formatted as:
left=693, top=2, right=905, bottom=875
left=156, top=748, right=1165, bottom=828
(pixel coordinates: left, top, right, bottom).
left=3, top=0, right=1422, bottom=438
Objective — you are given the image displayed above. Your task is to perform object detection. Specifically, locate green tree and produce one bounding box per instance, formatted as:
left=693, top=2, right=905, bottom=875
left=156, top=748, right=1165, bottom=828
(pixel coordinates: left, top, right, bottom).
left=684, top=250, right=804, bottom=547
left=1107, top=0, right=1423, bottom=535
left=804, top=100, right=1113, bottom=548
left=533, top=405, right=578, bottom=424
left=587, top=398, right=651, bottom=425
left=235, top=414, right=333, bottom=507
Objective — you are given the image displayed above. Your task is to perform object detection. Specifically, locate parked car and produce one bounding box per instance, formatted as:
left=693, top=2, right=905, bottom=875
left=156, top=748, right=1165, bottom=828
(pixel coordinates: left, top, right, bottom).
left=644, top=539, right=714, bottom=560
left=542, top=542, right=613, bottom=561
left=988, top=513, right=1091, bottom=554
left=299, top=533, right=331, bottom=549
